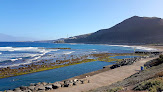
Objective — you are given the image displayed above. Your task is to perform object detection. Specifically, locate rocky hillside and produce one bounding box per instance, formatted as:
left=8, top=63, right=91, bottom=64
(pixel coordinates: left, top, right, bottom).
left=64, top=16, right=163, bottom=44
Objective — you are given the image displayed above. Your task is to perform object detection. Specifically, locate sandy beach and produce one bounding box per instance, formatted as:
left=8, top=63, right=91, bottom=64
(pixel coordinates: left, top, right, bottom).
left=48, top=56, right=159, bottom=92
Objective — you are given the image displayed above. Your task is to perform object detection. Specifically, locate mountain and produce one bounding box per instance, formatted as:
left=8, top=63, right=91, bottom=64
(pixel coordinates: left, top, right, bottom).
left=54, top=33, right=92, bottom=43
left=0, top=33, right=36, bottom=42
left=63, top=16, right=163, bottom=44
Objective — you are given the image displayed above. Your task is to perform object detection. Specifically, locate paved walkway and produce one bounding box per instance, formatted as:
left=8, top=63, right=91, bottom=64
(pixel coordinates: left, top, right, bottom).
left=48, top=57, right=158, bottom=92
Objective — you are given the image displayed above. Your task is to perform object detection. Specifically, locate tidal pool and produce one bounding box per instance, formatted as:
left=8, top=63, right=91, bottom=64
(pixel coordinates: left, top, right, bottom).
left=0, top=61, right=114, bottom=91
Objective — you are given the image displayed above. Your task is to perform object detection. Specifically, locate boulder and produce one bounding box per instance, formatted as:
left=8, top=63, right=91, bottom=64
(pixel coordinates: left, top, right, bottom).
left=36, top=82, right=41, bottom=86
left=75, top=80, right=82, bottom=85
left=34, top=84, right=43, bottom=91
left=52, top=83, right=62, bottom=89
left=37, top=86, right=45, bottom=91
left=41, top=82, right=47, bottom=86
left=13, top=88, right=22, bottom=92
left=45, top=85, right=53, bottom=90
left=24, top=89, right=32, bottom=92
left=30, top=83, right=36, bottom=86
left=28, top=86, right=35, bottom=91
left=6, top=90, right=14, bottom=92
left=68, top=82, right=73, bottom=86
left=63, top=83, right=69, bottom=87
left=80, top=79, right=88, bottom=84
left=73, top=79, right=78, bottom=82
left=19, top=86, right=28, bottom=91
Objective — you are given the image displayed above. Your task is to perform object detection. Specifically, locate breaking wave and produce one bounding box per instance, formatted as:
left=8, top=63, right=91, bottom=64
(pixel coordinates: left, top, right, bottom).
left=108, top=45, right=157, bottom=51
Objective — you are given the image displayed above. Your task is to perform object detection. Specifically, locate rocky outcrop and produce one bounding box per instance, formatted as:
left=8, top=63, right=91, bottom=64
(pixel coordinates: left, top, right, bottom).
left=4, top=78, right=90, bottom=92
left=110, top=54, right=159, bottom=69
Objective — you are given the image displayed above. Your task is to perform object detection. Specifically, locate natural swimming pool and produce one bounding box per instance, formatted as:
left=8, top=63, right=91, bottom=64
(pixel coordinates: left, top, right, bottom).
left=0, top=61, right=114, bottom=91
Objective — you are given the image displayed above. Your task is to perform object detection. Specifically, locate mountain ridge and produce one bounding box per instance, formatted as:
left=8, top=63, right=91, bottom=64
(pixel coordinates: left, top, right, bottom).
left=61, top=16, right=163, bottom=45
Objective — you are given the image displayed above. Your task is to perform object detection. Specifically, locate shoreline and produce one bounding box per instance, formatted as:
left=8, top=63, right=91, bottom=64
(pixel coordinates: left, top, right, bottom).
left=64, top=45, right=163, bottom=80
left=2, top=54, right=158, bottom=91
left=1, top=45, right=162, bottom=91
left=47, top=56, right=160, bottom=92
left=0, top=52, right=146, bottom=79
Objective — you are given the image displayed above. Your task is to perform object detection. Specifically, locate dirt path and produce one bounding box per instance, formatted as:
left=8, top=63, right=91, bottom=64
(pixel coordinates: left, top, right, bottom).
left=48, top=57, right=158, bottom=92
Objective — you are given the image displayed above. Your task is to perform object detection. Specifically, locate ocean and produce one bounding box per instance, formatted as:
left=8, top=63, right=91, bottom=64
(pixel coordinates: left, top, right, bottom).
left=0, top=42, right=155, bottom=68
left=0, top=42, right=156, bottom=91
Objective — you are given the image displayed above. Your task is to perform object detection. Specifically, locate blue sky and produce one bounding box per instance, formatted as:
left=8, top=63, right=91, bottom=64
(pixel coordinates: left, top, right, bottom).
left=0, top=0, right=163, bottom=40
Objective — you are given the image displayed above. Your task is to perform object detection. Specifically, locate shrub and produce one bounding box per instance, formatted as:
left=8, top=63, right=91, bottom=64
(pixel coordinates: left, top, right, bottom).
left=154, top=71, right=163, bottom=77
left=106, top=87, right=123, bottom=92
left=134, top=77, right=163, bottom=92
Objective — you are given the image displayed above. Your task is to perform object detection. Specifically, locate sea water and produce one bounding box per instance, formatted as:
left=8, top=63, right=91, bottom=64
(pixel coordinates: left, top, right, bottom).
left=0, top=42, right=155, bottom=68
left=0, top=42, right=156, bottom=90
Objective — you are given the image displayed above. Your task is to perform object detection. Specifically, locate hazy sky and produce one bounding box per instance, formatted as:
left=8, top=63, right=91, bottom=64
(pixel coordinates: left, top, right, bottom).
left=0, top=0, right=163, bottom=40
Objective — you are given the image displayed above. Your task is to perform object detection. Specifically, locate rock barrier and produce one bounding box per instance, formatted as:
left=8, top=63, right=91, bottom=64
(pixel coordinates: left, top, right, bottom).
left=110, top=54, right=159, bottom=69
left=4, top=78, right=90, bottom=92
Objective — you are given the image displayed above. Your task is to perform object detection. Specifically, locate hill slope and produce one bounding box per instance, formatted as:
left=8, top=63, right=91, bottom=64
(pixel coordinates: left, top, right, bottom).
left=64, top=16, right=163, bottom=44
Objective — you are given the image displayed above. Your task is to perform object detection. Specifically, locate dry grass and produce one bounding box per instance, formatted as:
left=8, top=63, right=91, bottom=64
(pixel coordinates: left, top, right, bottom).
left=133, top=77, right=163, bottom=92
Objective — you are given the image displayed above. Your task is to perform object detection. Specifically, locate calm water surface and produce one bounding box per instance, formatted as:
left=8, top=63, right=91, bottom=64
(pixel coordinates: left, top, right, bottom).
left=0, top=61, right=113, bottom=91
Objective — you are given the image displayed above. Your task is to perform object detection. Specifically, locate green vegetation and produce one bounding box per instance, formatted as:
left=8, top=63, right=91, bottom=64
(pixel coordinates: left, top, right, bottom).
left=157, top=54, right=163, bottom=62
left=106, top=87, right=123, bottom=92
left=134, top=77, right=163, bottom=92
left=0, top=59, right=96, bottom=79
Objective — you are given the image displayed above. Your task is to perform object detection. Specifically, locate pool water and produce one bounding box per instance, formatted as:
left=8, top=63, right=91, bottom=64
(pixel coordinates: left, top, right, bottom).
left=0, top=61, right=114, bottom=91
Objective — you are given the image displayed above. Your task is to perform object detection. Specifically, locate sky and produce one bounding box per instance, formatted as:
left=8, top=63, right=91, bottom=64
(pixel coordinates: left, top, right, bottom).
left=0, top=0, right=163, bottom=41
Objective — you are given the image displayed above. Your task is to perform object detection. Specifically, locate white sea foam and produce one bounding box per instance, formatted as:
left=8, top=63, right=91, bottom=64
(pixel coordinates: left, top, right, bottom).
left=64, top=51, right=75, bottom=55
left=0, top=47, right=40, bottom=52
left=0, top=52, right=2, bottom=55
left=10, top=59, right=19, bottom=62
left=108, top=45, right=157, bottom=51
left=0, top=47, right=60, bottom=68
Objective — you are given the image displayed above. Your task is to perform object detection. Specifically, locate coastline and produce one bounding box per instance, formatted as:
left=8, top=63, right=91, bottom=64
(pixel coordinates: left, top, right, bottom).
left=0, top=52, right=144, bottom=79
left=47, top=56, right=159, bottom=92
left=66, top=45, right=163, bottom=80
left=1, top=44, right=162, bottom=91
